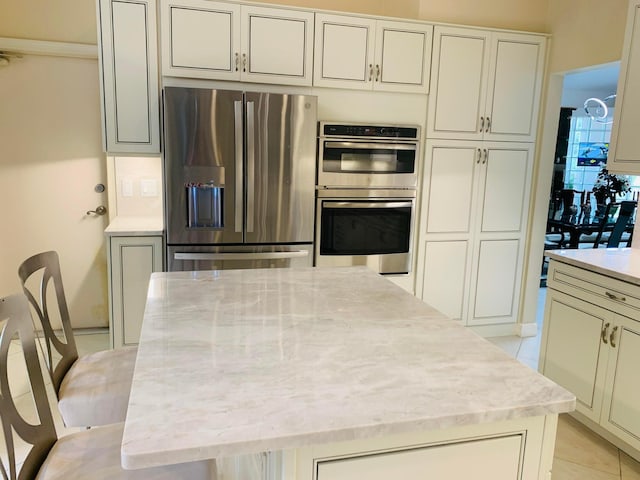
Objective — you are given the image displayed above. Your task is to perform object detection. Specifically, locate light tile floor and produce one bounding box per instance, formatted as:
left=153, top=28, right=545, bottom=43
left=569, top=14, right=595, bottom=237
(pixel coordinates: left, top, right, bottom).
left=486, top=287, right=640, bottom=480
left=3, top=291, right=640, bottom=479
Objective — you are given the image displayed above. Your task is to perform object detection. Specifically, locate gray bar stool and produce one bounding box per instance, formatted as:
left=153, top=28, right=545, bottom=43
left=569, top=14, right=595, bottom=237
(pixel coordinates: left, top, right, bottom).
left=0, top=293, right=217, bottom=479
left=18, top=251, right=135, bottom=427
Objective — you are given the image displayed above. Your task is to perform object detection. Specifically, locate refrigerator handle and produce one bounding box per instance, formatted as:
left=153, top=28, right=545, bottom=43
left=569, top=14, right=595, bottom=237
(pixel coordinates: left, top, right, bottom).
left=246, top=101, right=256, bottom=233
left=234, top=100, right=243, bottom=233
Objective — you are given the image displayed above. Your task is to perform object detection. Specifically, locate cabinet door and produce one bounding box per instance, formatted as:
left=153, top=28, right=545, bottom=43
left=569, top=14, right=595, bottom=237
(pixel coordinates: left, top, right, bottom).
left=98, top=0, right=160, bottom=153
left=109, top=236, right=163, bottom=347
left=469, top=239, right=520, bottom=325
left=601, top=315, right=640, bottom=450
left=427, top=26, right=490, bottom=140
left=607, top=2, right=640, bottom=175
left=314, top=14, right=376, bottom=89
left=540, top=290, right=610, bottom=423
left=317, top=435, right=523, bottom=480
left=241, top=6, right=314, bottom=86
left=423, top=141, right=477, bottom=234
left=479, top=144, right=532, bottom=233
left=484, top=32, right=545, bottom=142
left=373, top=21, right=433, bottom=94
left=161, top=0, right=241, bottom=80
left=418, top=240, right=469, bottom=321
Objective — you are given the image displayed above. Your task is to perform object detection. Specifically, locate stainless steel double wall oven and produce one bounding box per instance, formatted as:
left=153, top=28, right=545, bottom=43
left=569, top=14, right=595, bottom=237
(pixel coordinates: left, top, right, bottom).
left=315, top=122, right=420, bottom=274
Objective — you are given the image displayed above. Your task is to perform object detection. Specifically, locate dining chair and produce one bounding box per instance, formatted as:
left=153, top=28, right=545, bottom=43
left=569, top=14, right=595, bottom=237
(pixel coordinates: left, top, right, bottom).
left=17, top=251, right=136, bottom=427
left=0, top=293, right=217, bottom=479
left=597, top=200, right=636, bottom=248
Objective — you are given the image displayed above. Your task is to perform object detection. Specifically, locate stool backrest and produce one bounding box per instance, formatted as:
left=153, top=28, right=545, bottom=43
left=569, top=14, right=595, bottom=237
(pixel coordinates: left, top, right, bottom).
left=17, top=251, right=78, bottom=396
left=0, top=294, right=57, bottom=480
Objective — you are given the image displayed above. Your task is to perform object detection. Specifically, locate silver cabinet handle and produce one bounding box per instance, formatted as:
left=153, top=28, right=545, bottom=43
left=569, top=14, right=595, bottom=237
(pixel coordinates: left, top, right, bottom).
left=605, top=291, right=626, bottom=302
left=602, top=322, right=610, bottom=344
left=482, top=149, right=488, bottom=164
left=174, top=251, right=309, bottom=261
left=480, top=116, right=485, bottom=132
left=242, top=53, right=247, bottom=72
left=477, top=148, right=482, bottom=164
left=246, top=101, right=256, bottom=233
left=375, top=64, right=381, bottom=81
left=86, top=205, right=107, bottom=216
left=233, top=100, right=243, bottom=233
left=368, top=64, right=373, bottom=81
left=610, top=325, right=619, bottom=348
left=486, top=116, right=491, bottom=133
left=234, top=52, right=239, bottom=72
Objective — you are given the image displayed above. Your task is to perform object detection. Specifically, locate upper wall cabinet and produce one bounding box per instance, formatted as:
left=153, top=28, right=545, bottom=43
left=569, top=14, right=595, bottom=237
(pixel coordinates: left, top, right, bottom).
left=606, top=1, right=640, bottom=175
left=97, top=0, right=161, bottom=154
left=427, top=26, right=546, bottom=142
left=160, top=0, right=314, bottom=86
left=314, top=14, right=433, bottom=94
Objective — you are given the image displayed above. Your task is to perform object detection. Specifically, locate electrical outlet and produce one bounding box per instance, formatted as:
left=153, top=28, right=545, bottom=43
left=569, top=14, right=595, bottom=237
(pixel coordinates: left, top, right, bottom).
left=141, top=179, right=158, bottom=197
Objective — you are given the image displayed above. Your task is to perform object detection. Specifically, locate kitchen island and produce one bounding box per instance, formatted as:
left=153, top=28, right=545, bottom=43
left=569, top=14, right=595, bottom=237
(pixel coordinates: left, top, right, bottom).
left=122, top=266, right=574, bottom=479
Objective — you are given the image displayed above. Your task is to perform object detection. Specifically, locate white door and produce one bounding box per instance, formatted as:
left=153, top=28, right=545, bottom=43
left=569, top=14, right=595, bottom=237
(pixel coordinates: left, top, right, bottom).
left=540, top=290, right=610, bottom=423
left=484, top=32, right=545, bottom=142
left=601, top=315, right=640, bottom=450
left=314, top=13, right=376, bottom=89
left=373, top=20, right=433, bottom=94
left=0, top=54, right=109, bottom=329
left=161, top=0, right=241, bottom=80
left=427, top=26, right=490, bottom=140
left=241, top=6, right=314, bottom=86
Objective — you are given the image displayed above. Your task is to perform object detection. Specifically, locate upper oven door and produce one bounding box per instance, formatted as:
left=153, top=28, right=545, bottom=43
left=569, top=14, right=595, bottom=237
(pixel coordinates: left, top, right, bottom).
left=317, top=139, right=418, bottom=188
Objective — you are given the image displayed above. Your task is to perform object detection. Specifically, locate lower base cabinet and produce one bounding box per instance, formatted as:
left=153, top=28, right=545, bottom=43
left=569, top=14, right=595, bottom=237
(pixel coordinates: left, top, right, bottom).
left=540, top=260, right=640, bottom=457
left=107, top=235, right=163, bottom=347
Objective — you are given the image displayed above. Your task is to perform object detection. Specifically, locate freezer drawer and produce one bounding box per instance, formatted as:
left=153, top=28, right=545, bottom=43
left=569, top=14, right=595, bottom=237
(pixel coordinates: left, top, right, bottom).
left=167, top=244, right=313, bottom=272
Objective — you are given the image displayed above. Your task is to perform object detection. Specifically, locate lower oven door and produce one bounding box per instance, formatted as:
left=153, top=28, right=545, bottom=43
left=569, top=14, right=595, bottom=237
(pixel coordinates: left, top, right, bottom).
left=315, top=193, right=414, bottom=274
left=167, top=244, right=313, bottom=272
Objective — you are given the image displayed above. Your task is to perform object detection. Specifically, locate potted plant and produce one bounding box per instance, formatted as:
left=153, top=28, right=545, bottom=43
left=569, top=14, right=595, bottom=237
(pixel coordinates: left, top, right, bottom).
left=592, top=168, right=632, bottom=219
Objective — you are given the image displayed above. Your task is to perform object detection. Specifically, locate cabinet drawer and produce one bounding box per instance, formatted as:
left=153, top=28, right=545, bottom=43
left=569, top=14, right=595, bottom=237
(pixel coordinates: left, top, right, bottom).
left=547, top=260, right=640, bottom=316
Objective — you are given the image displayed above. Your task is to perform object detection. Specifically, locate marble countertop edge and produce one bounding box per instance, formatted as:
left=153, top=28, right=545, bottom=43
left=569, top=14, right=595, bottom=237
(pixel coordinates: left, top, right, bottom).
left=546, top=248, right=640, bottom=286
left=104, top=216, right=164, bottom=236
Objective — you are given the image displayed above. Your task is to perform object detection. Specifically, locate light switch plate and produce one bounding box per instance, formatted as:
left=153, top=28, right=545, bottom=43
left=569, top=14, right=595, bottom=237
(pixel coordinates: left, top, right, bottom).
left=141, top=179, right=158, bottom=197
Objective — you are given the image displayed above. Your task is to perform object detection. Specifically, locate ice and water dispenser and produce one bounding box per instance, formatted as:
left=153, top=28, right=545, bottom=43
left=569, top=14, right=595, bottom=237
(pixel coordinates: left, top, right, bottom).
left=184, top=167, right=224, bottom=229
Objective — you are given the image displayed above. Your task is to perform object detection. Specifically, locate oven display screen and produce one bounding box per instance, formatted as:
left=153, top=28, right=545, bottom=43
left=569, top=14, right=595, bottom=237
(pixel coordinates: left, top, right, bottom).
left=320, top=203, right=411, bottom=255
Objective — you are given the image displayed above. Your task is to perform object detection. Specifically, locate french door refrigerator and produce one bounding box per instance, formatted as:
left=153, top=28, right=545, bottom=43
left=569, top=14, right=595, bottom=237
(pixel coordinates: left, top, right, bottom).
left=163, top=86, right=318, bottom=271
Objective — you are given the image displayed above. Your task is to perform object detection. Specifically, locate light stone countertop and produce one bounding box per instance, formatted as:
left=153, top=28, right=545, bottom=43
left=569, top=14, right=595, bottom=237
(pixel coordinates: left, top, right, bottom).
left=121, top=266, right=575, bottom=470
left=104, top=216, right=164, bottom=236
left=546, top=248, right=640, bottom=286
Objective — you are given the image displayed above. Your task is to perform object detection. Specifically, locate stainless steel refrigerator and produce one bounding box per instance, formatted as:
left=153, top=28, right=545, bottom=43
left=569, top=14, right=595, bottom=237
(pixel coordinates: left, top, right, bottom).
left=163, top=86, right=318, bottom=271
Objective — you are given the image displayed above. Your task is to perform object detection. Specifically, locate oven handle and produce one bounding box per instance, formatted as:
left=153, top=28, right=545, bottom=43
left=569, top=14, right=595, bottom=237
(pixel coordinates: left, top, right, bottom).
left=174, top=251, right=309, bottom=261
left=324, top=141, right=417, bottom=151
left=323, top=201, right=413, bottom=209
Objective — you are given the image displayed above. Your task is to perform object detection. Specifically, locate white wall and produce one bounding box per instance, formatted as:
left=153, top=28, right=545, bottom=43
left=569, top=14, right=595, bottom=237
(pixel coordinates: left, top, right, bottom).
left=0, top=54, right=108, bottom=328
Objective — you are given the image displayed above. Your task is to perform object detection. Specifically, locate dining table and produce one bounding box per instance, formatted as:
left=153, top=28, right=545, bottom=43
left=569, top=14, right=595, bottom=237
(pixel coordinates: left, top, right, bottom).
left=121, top=266, right=574, bottom=479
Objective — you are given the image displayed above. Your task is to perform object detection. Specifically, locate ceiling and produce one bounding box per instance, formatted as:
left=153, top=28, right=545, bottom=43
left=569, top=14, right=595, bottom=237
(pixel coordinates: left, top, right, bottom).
left=563, top=63, right=620, bottom=93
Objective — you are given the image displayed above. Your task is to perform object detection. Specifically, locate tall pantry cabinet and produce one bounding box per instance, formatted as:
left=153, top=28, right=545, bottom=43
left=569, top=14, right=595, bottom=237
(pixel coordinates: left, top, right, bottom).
left=416, top=26, right=546, bottom=331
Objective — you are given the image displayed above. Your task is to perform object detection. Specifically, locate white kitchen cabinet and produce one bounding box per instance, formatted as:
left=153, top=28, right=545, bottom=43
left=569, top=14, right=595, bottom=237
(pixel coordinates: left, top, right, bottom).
left=606, top=1, right=640, bottom=174
left=97, top=0, right=160, bottom=153
left=541, top=260, right=640, bottom=453
left=107, top=236, right=163, bottom=348
left=416, top=140, right=533, bottom=327
left=427, top=26, right=545, bottom=142
left=161, top=0, right=314, bottom=86
left=314, top=13, right=433, bottom=93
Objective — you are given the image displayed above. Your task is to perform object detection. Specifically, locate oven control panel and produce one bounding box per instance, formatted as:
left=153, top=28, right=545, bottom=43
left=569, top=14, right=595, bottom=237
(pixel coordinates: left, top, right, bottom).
left=320, top=122, right=419, bottom=140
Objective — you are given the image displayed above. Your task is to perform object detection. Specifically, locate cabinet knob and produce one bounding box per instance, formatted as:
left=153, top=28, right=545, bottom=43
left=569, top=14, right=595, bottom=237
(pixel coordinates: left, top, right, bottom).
left=601, top=322, right=610, bottom=344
